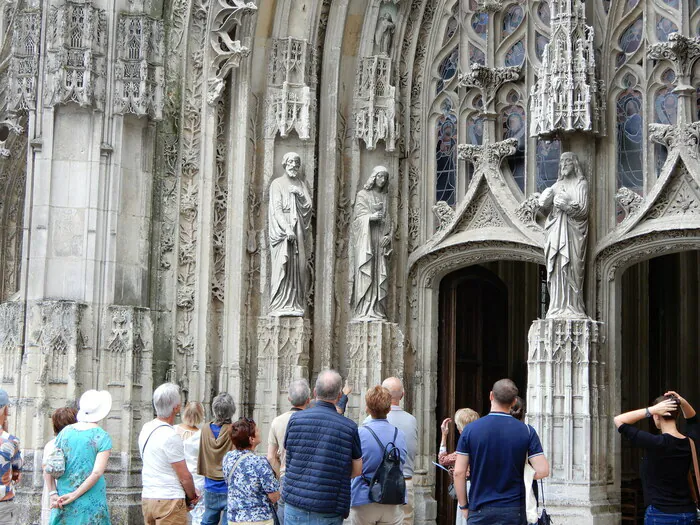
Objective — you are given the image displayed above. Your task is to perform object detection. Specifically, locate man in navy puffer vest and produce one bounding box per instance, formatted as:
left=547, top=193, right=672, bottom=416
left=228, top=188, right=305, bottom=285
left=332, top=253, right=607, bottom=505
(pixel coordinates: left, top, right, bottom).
left=283, top=370, right=363, bottom=525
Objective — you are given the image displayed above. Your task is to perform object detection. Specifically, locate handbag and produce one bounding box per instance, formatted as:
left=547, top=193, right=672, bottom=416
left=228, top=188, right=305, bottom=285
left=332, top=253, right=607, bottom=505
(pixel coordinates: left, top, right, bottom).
left=687, top=437, right=700, bottom=521
left=524, top=461, right=537, bottom=524
left=537, top=479, right=552, bottom=525
left=44, top=445, right=65, bottom=479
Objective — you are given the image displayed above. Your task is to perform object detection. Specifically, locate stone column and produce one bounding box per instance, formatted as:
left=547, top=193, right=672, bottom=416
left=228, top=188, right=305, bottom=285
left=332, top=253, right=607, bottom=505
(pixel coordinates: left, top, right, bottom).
left=527, top=318, right=614, bottom=524
left=253, top=316, right=311, bottom=446
left=344, top=320, right=402, bottom=421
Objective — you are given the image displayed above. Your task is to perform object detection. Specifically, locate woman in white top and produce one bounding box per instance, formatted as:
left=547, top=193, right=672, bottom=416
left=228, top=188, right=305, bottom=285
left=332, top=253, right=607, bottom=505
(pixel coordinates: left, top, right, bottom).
left=177, top=402, right=205, bottom=524
left=41, top=407, right=78, bottom=525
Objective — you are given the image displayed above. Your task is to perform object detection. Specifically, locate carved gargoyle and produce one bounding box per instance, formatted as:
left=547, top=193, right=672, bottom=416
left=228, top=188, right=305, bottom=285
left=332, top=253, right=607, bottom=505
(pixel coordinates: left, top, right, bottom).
left=615, top=187, right=643, bottom=219
left=432, top=201, right=455, bottom=231
left=515, top=192, right=542, bottom=223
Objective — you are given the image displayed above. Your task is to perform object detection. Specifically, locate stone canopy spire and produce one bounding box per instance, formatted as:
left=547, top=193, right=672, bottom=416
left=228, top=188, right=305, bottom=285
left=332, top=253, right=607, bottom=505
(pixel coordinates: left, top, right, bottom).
left=529, top=0, right=605, bottom=138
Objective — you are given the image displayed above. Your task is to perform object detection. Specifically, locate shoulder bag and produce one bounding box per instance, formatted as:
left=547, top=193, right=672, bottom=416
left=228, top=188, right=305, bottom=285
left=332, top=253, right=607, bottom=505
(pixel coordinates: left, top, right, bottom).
left=687, top=437, right=700, bottom=522
left=537, top=479, right=552, bottom=525
left=44, top=445, right=65, bottom=479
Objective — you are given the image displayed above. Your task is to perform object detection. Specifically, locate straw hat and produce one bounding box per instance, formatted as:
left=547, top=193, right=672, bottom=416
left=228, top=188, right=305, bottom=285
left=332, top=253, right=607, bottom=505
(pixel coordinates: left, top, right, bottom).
left=77, top=390, right=112, bottom=423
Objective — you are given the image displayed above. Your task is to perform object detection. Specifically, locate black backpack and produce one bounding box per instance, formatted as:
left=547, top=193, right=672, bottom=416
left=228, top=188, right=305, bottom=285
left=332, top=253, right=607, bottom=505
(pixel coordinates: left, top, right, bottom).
left=363, top=427, right=406, bottom=505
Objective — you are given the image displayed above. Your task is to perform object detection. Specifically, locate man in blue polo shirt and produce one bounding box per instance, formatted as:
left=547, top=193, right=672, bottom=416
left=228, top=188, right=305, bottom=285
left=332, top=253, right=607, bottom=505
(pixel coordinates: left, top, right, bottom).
left=284, top=370, right=363, bottom=525
left=454, top=379, right=550, bottom=525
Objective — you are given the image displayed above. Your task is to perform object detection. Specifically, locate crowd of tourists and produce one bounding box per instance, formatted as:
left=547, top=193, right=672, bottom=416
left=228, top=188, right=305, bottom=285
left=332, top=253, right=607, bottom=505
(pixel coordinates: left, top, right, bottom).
left=0, top=375, right=699, bottom=525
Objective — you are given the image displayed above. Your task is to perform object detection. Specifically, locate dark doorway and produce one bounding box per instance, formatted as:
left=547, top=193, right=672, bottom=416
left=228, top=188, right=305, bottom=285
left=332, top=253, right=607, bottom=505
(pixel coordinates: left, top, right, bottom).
left=436, top=262, right=541, bottom=525
left=620, top=251, right=700, bottom=523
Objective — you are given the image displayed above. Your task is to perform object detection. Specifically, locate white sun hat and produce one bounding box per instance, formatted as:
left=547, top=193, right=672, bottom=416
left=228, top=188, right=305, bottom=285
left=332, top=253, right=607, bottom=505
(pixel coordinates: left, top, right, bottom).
left=77, top=390, right=112, bottom=423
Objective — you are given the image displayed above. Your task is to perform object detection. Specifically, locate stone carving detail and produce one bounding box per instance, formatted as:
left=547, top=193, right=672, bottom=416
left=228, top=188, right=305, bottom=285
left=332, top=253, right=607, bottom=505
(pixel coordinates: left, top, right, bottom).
left=266, top=38, right=316, bottom=140
left=7, top=8, right=41, bottom=111
left=457, top=138, right=518, bottom=173
left=212, top=98, right=228, bottom=303
left=649, top=122, right=700, bottom=159
left=27, top=301, right=85, bottom=385
left=644, top=164, right=700, bottom=220
left=207, top=0, right=256, bottom=105
left=615, top=187, right=643, bottom=219
left=268, top=152, right=312, bottom=317
left=350, top=166, right=392, bottom=321
left=104, top=306, right=151, bottom=386
left=0, top=302, right=22, bottom=384
left=516, top=193, right=542, bottom=224
left=538, top=152, right=589, bottom=318
left=45, top=0, right=107, bottom=108
left=463, top=194, right=507, bottom=230
left=354, top=56, right=396, bottom=151
left=530, top=0, right=605, bottom=137
left=647, top=33, right=700, bottom=93
left=113, top=14, right=164, bottom=119
left=475, top=0, right=504, bottom=12
left=528, top=319, right=605, bottom=482
left=458, top=64, right=520, bottom=114
left=374, top=12, right=395, bottom=56
left=432, top=201, right=454, bottom=231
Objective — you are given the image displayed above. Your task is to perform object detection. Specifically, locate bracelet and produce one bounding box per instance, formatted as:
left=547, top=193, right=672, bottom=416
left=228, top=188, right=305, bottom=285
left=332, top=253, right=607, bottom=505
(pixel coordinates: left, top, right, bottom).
left=49, top=491, right=58, bottom=496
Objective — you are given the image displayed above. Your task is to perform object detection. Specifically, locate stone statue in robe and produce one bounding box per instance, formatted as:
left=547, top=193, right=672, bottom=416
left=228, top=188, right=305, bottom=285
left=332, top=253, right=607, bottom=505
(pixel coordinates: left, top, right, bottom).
left=538, top=152, right=589, bottom=319
left=374, top=13, right=395, bottom=56
left=268, top=152, right=313, bottom=316
left=350, top=166, right=392, bottom=320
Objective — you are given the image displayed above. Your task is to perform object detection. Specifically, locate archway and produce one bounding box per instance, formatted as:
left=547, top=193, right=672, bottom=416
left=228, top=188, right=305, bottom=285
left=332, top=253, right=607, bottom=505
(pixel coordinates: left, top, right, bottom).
left=619, top=250, right=700, bottom=523
left=435, top=261, right=543, bottom=525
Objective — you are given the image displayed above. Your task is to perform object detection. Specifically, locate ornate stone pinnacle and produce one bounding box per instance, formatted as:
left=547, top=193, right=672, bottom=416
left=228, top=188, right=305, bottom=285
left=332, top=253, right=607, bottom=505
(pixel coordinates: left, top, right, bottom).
left=458, top=64, right=521, bottom=113
left=649, top=122, right=700, bottom=159
left=647, top=33, right=700, bottom=91
left=530, top=0, right=605, bottom=137
left=457, top=138, right=518, bottom=173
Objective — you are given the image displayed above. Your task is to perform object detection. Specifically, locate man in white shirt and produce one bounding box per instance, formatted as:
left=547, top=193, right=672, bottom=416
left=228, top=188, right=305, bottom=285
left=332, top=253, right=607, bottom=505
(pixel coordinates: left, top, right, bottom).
left=139, top=382, right=199, bottom=525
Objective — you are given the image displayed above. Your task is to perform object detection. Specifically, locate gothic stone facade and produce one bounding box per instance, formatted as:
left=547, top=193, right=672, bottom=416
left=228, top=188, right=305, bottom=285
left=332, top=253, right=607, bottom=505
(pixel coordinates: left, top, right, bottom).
left=1, top=0, right=700, bottom=523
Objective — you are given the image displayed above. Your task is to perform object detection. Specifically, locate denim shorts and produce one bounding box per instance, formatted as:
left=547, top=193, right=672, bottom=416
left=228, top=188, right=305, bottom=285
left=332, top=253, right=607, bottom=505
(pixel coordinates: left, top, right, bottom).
left=466, top=506, right=526, bottom=525
left=644, top=505, right=697, bottom=525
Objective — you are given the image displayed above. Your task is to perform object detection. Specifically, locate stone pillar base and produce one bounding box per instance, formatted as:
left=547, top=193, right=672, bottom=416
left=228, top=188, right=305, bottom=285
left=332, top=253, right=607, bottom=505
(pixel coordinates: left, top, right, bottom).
left=254, top=316, right=311, bottom=446
left=345, top=319, right=402, bottom=421
left=527, top=318, right=616, bottom=523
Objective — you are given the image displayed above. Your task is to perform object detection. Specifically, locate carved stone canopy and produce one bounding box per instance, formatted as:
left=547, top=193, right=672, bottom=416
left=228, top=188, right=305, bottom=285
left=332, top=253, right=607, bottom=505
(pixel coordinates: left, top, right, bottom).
left=647, top=33, right=700, bottom=94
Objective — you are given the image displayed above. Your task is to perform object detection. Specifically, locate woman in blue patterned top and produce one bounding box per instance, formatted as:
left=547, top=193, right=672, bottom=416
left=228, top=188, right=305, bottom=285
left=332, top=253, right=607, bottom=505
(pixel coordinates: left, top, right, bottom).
left=223, top=418, right=280, bottom=525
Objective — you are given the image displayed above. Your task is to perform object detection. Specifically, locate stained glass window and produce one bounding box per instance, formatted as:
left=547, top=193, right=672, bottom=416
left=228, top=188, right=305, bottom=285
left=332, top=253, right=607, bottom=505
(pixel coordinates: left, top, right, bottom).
left=444, top=16, right=458, bottom=42
left=472, top=12, right=488, bottom=39
left=535, top=33, right=549, bottom=61
left=656, top=16, right=678, bottom=41
left=436, top=47, right=458, bottom=95
left=436, top=102, right=458, bottom=205
left=538, top=1, right=551, bottom=26
left=697, top=86, right=700, bottom=121
left=619, top=17, right=643, bottom=53
left=624, top=0, right=640, bottom=13
left=466, top=114, right=485, bottom=182
left=502, top=100, right=526, bottom=191
left=654, top=86, right=678, bottom=175
left=603, top=0, right=611, bottom=13
left=616, top=90, right=644, bottom=192
left=662, top=0, right=679, bottom=7
left=505, top=41, right=525, bottom=66
left=536, top=140, right=561, bottom=191
left=470, top=46, right=486, bottom=65
left=503, top=5, right=524, bottom=35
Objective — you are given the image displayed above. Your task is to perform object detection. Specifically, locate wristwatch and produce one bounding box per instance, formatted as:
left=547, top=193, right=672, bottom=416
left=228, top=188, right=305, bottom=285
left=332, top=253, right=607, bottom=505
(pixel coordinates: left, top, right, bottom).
left=645, top=407, right=652, bottom=418
left=459, top=503, right=469, bottom=510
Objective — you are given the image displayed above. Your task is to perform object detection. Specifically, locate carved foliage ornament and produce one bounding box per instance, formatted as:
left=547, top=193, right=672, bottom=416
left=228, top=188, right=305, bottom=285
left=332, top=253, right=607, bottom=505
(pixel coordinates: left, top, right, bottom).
left=647, top=33, right=700, bottom=91
left=114, top=14, right=165, bottom=119
left=45, top=0, right=108, bottom=108
left=354, top=56, right=396, bottom=151
left=458, top=64, right=521, bottom=113
left=207, top=0, right=256, bottom=106
left=458, top=138, right=518, bottom=173
left=649, top=122, right=700, bottom=159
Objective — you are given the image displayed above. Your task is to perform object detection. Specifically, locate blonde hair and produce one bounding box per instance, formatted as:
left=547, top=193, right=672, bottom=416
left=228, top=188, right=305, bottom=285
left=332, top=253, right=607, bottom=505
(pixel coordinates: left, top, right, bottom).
left=454, top=408, right=479, bottom=432
left=182, top=401, right=205, bottom=428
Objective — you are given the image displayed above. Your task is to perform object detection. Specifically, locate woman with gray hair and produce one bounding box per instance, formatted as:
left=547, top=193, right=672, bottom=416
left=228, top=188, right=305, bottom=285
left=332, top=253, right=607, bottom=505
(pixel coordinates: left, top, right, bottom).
left=198, top=393, right=237, bottom=525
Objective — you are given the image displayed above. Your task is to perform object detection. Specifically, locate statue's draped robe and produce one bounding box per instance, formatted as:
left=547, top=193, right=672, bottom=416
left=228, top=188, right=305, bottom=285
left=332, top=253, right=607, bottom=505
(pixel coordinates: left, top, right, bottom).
left=268, top=176, right=312, bottom=315
left=351, top=188, right=391, bottom=319
left=541, top=177, right=589, bottom=318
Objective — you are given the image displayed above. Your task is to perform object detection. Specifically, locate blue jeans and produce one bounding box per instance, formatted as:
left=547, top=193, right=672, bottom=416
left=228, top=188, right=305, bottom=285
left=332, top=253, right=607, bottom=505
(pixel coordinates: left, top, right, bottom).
left=284, top=503, right=343, bottom=525
left=467, top=506, right=526, bottom=525
left=201, top=490, right=227, bottom=525
left=645, top=505, right=697, bottom=525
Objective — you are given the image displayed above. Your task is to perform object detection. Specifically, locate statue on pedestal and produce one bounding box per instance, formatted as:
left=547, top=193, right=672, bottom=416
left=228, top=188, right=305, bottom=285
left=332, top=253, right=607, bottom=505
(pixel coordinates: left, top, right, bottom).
left=538, top=152, right=589, bottom=318
left=374, top=13, right=395, bottom=56
left=350, top=166, right=392, bottom=320
left=268, top=152, right=312, bottom=316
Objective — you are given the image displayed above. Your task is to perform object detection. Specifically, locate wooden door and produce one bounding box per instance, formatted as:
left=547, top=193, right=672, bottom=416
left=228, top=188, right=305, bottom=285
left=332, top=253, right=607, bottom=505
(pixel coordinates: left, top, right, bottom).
left=436, top=266, right=508, bottom=525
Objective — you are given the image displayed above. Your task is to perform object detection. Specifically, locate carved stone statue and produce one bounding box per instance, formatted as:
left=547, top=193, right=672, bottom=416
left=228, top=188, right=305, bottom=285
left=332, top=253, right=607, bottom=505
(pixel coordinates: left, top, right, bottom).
left=268, top=152, right=312, bottom=316
left=374, top=13, right=395, bottom=56
left=351, top=166, right=393, bottom=320
left=538, top=152, right=589, bottom=318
